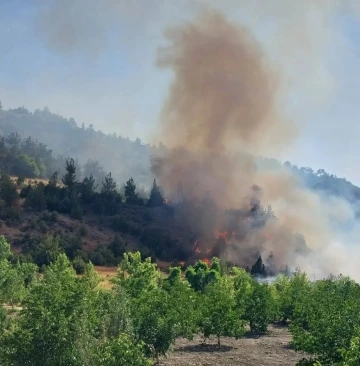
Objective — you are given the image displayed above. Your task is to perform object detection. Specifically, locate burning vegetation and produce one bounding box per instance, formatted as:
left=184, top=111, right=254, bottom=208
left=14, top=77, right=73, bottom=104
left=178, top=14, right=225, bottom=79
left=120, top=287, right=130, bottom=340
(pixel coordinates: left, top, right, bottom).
left=150, top=10, right=317, bottom=275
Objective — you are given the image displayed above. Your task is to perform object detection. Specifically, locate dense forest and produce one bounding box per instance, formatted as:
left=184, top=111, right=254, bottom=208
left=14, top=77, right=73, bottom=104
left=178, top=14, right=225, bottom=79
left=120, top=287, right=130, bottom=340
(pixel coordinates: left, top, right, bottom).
left=1, top=103, right=359, bottom=206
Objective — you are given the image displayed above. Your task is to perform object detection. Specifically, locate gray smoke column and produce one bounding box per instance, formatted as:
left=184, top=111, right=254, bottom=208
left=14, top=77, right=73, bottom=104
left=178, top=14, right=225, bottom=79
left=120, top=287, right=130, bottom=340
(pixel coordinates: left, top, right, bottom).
left=151, top=9, right=353, bottom=273
left=152, top=10, right=295, bottom=204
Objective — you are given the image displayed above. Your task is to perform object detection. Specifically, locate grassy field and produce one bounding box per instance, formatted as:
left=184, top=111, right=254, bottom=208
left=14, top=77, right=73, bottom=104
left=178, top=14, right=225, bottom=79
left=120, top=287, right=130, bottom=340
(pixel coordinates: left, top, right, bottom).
left=94, top=266, right=118, bottom=289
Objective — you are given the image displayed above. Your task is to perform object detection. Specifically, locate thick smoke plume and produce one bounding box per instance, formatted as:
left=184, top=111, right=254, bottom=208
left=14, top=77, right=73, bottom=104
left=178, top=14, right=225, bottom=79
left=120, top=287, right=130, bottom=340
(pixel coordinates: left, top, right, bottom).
left=151, top=10, right=351, bottom=274
left=153, top=10, right=294, bottom=205
left=12, top=1, right=360, bottom=279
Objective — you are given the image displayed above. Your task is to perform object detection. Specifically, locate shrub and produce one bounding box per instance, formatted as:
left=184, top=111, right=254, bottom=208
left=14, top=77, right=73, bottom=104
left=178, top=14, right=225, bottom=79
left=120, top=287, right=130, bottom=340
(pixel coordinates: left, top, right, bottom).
left=112, top=215, right=129, bottom=233
left=72, top=256, right=87, bottom=274
left=77, top=222, right=88, bottom=237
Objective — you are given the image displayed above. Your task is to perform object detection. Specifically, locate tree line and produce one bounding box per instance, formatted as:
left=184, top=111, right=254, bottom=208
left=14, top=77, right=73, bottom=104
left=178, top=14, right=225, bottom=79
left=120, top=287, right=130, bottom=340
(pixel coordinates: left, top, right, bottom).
left=0, top=235, right=359, bottom=365
left=1, top=102, right=360, bottom=207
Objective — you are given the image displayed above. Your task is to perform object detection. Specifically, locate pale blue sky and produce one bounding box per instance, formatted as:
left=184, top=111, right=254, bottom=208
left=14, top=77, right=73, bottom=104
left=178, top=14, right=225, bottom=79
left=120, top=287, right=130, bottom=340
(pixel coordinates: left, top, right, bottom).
left=1, top=1, right=360, bottom=184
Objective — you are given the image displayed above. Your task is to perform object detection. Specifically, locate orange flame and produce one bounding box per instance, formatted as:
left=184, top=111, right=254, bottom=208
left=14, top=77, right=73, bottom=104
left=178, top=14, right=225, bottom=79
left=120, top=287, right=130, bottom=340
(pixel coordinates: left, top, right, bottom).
left=214, top=230, right=229, bottom=240
left=201, top=258, right=211, bottom=266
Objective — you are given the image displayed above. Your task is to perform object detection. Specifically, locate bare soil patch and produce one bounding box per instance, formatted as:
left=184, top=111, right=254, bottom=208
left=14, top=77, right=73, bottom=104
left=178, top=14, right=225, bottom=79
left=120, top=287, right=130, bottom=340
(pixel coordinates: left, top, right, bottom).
left=160, top=325, right=306, bottom=366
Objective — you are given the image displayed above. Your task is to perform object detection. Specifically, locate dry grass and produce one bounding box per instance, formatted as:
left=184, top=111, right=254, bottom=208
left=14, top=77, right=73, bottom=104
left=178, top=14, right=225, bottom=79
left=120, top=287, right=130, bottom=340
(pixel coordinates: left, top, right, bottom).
left=94, top=266, right=118, bottom=290
left=10, top=176, right=49, bottom=186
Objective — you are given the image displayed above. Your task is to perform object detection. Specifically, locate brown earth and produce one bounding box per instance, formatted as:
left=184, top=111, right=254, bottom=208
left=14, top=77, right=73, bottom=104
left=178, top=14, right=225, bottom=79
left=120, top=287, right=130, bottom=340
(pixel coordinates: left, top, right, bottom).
left=160, top=325, right=307, bottom=366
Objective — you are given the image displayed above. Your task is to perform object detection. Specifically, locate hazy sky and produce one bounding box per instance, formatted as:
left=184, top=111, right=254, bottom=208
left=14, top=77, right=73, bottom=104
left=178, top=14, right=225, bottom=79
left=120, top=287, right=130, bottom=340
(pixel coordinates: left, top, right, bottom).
left=1, top=1, right=360, bottom=184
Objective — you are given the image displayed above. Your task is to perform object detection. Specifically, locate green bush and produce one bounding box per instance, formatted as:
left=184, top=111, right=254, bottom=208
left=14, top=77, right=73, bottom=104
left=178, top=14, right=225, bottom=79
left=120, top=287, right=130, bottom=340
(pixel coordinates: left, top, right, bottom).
left=72, top=256, right=87, bottom=274
left=290, top=275, right=360, bottom=364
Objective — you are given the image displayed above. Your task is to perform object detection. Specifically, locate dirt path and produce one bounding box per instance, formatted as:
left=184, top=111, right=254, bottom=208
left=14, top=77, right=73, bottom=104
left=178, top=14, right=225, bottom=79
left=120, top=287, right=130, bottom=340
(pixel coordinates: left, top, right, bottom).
left=160, top=325, right=307, bottom=366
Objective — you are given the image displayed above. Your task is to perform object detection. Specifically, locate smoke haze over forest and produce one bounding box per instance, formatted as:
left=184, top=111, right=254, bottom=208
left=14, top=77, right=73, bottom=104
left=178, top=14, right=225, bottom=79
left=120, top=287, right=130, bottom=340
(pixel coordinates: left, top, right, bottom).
left=2, top=1, right=360, bottom=279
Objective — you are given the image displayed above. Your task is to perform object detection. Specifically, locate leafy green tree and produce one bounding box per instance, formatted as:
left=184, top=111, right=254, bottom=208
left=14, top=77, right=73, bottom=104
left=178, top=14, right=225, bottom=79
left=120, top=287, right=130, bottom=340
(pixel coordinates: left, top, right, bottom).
left=93, top=334, right=151, bottom=366
left=96, top=286, right=133, bottom=340
left=200, top=276, right=245, bottom=345
left=166, top=266, right=182, bottom=287
left=274, top=271, right=310, bottom=322
left=114, top=252, right=159, bottom=298
left=0, top=235, right=12, bottom=261
left=340, top=331, right=360, bottom=366
left=33, top=234, right=63, bottom=267
left=13, top=153, right=40, bottom=177
left=162, top=266, right=198, bottom=340
left=185, top=258, right=221, bottom=292
left=232, top=267, right=254, bottom=317
left=132, top=286, right=181, bottom=363
left=245, top=281, right=273, bottom=333
left=0, top=254, right=100, bottom=366
left=290, top=275, right=360, bottom=365
left=148, top=179, right=164, bottom=207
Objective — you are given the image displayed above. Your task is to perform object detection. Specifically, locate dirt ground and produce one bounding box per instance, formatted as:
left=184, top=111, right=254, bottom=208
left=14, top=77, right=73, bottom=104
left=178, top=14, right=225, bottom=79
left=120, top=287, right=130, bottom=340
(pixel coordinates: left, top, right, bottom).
left=160, top=325, right=307, bottom=366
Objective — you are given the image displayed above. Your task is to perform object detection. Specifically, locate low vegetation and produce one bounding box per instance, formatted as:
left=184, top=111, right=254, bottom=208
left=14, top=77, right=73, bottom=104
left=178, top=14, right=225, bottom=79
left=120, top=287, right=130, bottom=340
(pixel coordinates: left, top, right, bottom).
left=0, top=236, right=358, bottom=365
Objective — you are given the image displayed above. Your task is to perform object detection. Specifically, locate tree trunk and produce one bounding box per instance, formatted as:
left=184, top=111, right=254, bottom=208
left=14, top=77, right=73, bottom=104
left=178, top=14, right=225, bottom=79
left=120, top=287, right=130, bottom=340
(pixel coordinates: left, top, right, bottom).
left=217, top=335, right=221, bottom=346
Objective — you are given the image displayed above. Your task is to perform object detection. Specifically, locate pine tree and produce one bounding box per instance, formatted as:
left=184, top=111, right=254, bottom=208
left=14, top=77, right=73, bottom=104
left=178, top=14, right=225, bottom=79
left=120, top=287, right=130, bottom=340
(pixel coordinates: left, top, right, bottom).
left=124, top=177, right=138, bottom=204
left=62, top=159, right=77, bottom=190
left=148, top=179, right=164, bottom=207
left=101, top=173, right=117, bottom=199
left=81, top=174, right=97, bottom=204
left=251, top=255, right=267, bottom=277
left=48, top=171, right=60, bottom=188
left=99, top=173, right=120, bottom=215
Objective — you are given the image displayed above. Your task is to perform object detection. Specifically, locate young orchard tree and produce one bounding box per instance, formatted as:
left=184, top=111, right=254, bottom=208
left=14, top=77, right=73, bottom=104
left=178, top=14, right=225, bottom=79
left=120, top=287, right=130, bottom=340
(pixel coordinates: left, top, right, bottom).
left=273, top=271, right=311, bottom=322
left=114, top=252, right=160, bottom=298
left=0, top=254, right=101, bottom=366
left=185, top=258, right=221, bottom=292
left=232, top=267, right=254, bottom=317
left=93, top=334, right=151, bottom=366
left=163, top=266, right=199, bottom=340
left=200, top=276, right=245, bottom=345
left=290, top=275, right=360, bottom=365
left=132, top=286, right=184, bottom=364
left=245, top=281, right=273, bottom=333
left=0, top=236, right=36, bottom=307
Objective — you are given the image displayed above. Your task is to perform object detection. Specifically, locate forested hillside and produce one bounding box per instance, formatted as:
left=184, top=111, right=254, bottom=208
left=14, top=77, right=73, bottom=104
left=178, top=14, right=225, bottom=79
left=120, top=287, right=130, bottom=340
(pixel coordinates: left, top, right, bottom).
left=1, top=103, right=359, bottom=206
